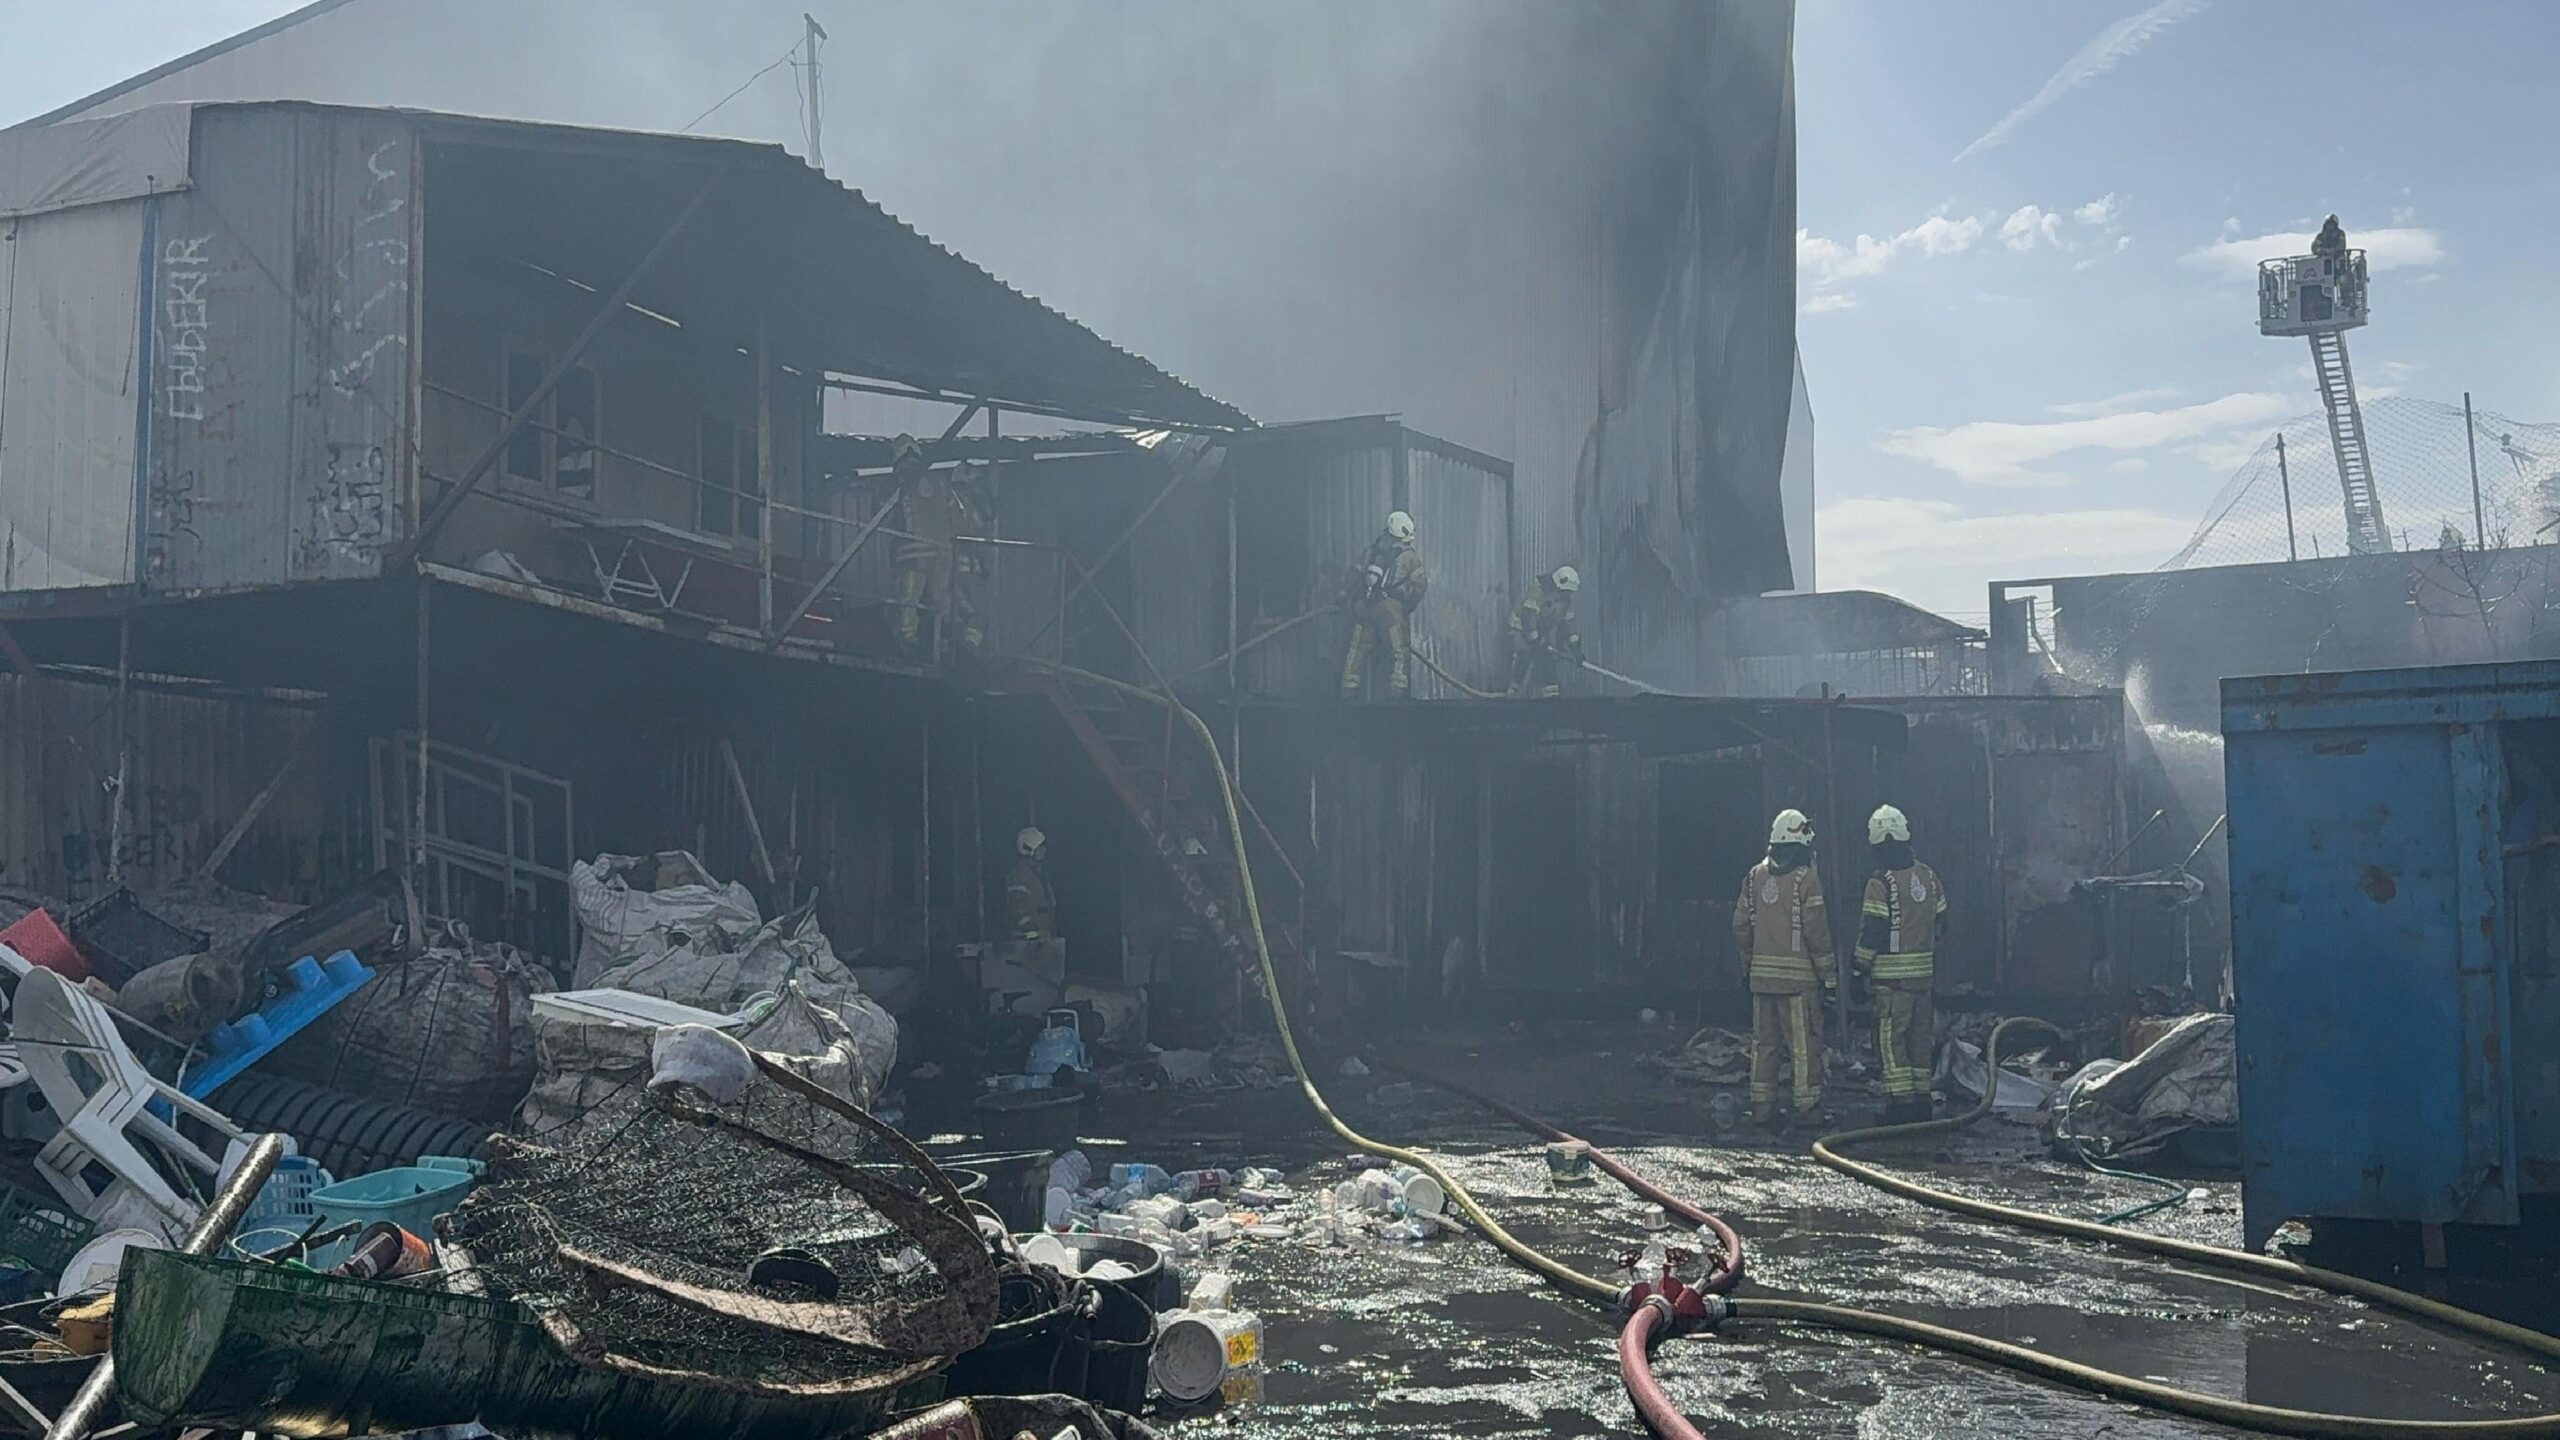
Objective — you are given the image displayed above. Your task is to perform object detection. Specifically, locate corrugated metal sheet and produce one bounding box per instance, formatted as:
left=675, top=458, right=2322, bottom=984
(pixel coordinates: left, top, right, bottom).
left=0, top=199, right=148, bottom=590
left=1234, top=422, right=1511, bottom=701
left=1406, top=440, right=1513, bottom=701
left=145, top=105, right=417, bottom=590
left=0, top=671, right=352, bottom=907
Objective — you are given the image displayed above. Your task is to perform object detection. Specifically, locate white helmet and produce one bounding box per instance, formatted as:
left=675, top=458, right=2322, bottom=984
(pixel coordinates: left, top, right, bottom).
left=1868, top=805, right=1911, bottom=845
left=1551, top=565, right=1581, bottom=593
left=889, top=434, right=925, bottom=470
left=1017, top=826, right=1047, bottom=857
left=1768, top=809, right=1816, bottom=846
left=1385, top=510, right=1417, bottom=542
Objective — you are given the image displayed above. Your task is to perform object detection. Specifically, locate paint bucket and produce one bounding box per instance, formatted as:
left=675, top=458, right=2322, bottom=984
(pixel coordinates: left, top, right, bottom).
left=1150, top=1307, right=1261, bottom=1402
left=338, top=1221, right=434, bottom=1279
left=1544, top=1141, right=1595, bottom=1183
left=1390, top=1166, right=1445, bottom=1216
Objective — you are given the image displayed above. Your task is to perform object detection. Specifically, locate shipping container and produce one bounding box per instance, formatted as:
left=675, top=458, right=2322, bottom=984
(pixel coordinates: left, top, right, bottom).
left=2224, top=660, right=2560, bottom=1256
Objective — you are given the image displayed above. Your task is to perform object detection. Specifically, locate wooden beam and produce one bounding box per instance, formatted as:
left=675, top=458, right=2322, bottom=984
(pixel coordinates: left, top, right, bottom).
left=718, top=739, right=778, bottom=893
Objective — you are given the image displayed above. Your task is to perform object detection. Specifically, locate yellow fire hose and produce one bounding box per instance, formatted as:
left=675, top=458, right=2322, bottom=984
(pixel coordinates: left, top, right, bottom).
left=1056, top=662, right=2560, bottom=1437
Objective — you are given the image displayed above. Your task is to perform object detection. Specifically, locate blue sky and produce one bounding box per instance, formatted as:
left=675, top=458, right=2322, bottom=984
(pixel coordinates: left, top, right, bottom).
left=1796, top=0, right=2557, bottom=615
left=8, top=2, right=2549, bottom=618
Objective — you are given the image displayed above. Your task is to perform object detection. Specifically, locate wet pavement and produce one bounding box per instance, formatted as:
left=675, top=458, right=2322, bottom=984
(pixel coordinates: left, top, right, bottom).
left=1047, top=1023, right=2560, bottom=1438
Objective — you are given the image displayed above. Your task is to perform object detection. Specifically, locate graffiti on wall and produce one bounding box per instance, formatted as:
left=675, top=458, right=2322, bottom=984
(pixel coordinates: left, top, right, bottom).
left=300, top=137, right=411, bottom=573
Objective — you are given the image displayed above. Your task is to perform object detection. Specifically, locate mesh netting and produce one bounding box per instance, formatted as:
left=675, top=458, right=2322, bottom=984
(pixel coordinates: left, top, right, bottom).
left=446, top=1075, right=997, bottom=1397
left=2164, top=397, right=2560, bottom=570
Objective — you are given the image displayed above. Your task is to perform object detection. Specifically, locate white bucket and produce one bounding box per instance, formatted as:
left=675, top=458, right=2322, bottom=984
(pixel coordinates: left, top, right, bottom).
left=1392, top=1166, right=1445, bottom=1216
left=1151, top=1307, right=1262, bottom=1401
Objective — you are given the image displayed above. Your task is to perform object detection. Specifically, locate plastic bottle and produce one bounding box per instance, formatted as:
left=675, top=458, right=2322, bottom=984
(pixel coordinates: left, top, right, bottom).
left=1175, top=1168, right=1235, bottom=1201
left=1633, top=1239, right=1668, bottom=1288
left=1109, top=1162, right=1175, bottom=1195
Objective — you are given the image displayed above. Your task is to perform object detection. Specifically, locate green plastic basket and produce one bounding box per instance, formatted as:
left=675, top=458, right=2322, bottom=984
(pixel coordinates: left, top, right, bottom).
left=0, top=1187, right=93, bottom=1275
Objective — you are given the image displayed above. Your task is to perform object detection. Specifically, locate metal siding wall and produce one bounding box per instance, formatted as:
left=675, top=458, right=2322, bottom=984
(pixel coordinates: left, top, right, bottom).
left=1125, top=474, right=1226, bottom=684
left=1242, top=441, right=1395, bottom=699
left=148, top=107, right=416, bottom=591
left=1405, top=441, right=1511, bottom=701
left=0, top=200, right=147, bottom=590
left=0, top=673, right=344, bottom=906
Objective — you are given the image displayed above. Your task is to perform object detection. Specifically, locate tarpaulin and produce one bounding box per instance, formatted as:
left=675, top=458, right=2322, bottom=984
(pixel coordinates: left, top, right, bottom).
left=0, top=105, right=191, bottom=220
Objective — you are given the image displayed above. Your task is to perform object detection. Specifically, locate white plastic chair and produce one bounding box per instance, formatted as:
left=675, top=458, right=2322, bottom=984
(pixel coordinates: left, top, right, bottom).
left=12, top=967, right=243, bottom=1234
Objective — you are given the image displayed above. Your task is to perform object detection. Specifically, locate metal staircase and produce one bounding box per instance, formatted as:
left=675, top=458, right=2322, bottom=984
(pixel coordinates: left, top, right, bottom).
left=1013, top=551, right=1316, bottom=1010
left=2310, top=327, right=2391, bottom=554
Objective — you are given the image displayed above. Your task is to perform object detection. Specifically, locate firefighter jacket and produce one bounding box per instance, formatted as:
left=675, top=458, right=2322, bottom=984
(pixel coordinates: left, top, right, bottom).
left=896, top=476, right=967, bottom=568
left=1346, top=538, right=1428, bottom=611
left=1730, top=859, right=1834, bottom=994
left=1509, top=581, right=1583, bottom=660
left=1856, top=862, right=1947, bottom=986
left=1005, top=856, right=1056, bottom=938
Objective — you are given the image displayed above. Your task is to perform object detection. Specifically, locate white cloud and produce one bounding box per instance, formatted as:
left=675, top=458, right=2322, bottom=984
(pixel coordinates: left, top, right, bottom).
left=2074, top=193, right=2123, bottom=226
left=2177, top=434, right=2270, bottom=474
left=1819, top=497, right=2199, bottom=616
left=2182, top=226, right=2446, bottom=275
left=2390, top=205, right=2418, bottom=227
left=2047, top=386, right=2181, bottom=417
left=1956, top=0, right=2213, bottom=162
left=1797, top=210, right=1987, bottom=303
left=1877, top=390, right=2293, bottom=487
left=2000, top=204, right=2065, bottom=251
left=2108, top=458, right=2149, bottom=474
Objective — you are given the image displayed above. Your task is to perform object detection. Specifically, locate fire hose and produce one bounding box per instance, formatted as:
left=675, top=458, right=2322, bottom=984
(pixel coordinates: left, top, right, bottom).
left=1062, top=663, right=2560, bottom=1439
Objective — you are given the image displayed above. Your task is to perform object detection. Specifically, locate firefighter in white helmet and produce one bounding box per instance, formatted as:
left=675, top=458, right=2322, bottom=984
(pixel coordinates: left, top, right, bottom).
left=1005, top=826, right=1056, bottom=940
left=1339, top=511, right=1429, bottom=699
left=1506, top=565, right=1585, bottom=698
left=1856, top=804, right=1947, bottom=1123
left=1731, top=808, right=1835, bottom=1128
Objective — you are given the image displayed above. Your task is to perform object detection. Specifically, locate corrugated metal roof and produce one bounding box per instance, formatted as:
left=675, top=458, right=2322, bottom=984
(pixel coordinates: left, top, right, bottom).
left=114, top=100, right=1253, bottom=432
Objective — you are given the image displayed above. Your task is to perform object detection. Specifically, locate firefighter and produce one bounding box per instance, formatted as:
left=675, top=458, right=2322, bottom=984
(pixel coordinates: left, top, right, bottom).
left=2312, top=213, right=2347, bottom=261
left=1731, top=808, right=1835, bottom=1128
left=1338, top=510, right=1428, bottom=699
left=890, top=436, right=977, bottom=657
left=1855, top=804, right=1946, bottom=1124
left=1506, top=565, right=1584, bottom=697
left=1005, top=826, right=1056, bottom=940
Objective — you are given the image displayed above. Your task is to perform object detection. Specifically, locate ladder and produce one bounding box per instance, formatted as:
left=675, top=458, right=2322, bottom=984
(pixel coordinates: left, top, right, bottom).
left=2309, top=327, right=2391, bottom=554
left=1040, top=673, right=1314, bottom=1000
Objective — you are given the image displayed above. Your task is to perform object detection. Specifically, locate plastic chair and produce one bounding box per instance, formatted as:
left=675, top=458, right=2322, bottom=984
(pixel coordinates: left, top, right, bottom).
left=11, top=968, right=243, bottom=1234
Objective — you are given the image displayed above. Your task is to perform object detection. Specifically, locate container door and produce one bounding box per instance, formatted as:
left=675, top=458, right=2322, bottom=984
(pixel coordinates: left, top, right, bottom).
left=2229, top=724, right=2517, bottom=1248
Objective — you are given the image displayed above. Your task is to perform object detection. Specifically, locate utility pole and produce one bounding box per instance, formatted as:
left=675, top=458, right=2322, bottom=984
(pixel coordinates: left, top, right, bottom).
left=802, top=14, right=828, bottom=171
left=2464, top=391, right=2487, bottom=550
left=2276, top=432, right=2299, bottom=562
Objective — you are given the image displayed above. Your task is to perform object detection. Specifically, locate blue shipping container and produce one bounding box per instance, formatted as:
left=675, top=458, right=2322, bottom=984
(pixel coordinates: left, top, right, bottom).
left=2223, top=661, right=2560, bottom=1252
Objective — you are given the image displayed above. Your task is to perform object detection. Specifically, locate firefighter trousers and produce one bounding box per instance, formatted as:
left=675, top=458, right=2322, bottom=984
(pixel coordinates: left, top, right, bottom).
left=1873, top=981, right=1933, bottom=1103
left=895, top=561, right=981, bottom=654
left=1340, top=599, right=1412, bottom=696
left=1749, top=992, right=1823, bottom=1117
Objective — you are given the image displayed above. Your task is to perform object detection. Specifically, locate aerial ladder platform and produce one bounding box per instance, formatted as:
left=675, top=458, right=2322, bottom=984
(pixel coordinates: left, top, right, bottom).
left=2260, top=238, right=2389, bottom=553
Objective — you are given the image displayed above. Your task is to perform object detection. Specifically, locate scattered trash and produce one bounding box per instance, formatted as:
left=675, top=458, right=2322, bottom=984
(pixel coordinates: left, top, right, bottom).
left=1545, top=1140, right=1595, bottom=1183
left=1338, top=1056, right=1371, bottom=1078
left=1642, top=1027, right=1750, bottom=1087
left=66, top=888, right=210, bottom=989
left=1938, top=1037, right=2059, bottom=1114
left=2052, top=1013, right=2237, bottom=1162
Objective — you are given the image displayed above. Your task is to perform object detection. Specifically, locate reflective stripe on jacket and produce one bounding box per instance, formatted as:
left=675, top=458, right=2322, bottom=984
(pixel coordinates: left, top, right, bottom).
left=1856, top=861, right=1945, bottom=983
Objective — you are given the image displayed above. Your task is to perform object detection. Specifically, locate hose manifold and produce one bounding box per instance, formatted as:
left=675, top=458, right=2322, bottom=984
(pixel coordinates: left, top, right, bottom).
left=1625, top=1275, right=1727, bottom=1332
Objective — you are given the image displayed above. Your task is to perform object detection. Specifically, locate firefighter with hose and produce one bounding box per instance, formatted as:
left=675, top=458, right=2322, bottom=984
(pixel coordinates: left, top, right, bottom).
left=1338, top=510, right=1428, bottom=699
left=1506, top=565, right=1584, bottom=697
left=1732, top=808, right=1835, bottom=1130
left=1855, top=804, right=1945, bottom=1123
